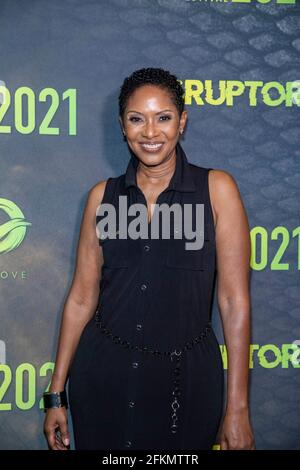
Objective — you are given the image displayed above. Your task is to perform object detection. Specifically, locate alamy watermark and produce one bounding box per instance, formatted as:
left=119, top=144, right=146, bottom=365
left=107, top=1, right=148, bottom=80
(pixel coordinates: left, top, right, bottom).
left=96, top=197, right=205, bottom=250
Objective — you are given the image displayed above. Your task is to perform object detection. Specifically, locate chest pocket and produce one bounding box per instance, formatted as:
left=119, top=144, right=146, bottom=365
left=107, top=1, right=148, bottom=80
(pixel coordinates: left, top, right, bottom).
left=165, top=224, right=210, bottom=271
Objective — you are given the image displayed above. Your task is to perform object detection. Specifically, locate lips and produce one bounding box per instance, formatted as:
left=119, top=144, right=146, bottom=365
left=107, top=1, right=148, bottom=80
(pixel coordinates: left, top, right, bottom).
left=140, top=142, right=164, bottom=152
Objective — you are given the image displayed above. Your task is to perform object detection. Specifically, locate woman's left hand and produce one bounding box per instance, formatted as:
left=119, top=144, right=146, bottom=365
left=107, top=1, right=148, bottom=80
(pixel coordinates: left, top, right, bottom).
left=219, top=408, right=255, bottom=450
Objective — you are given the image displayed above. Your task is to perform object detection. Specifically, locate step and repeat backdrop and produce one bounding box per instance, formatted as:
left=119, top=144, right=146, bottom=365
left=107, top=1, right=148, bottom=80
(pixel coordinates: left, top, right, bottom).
left=0, top=0, right=299, bottom=450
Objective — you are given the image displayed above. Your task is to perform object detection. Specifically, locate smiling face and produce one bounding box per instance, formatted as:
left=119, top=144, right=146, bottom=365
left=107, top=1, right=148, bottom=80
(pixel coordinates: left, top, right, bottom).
left=119, top=84, right=187, bottom=166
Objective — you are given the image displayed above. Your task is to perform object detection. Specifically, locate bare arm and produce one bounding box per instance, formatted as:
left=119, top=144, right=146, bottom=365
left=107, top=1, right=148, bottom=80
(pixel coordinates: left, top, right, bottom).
left=209, top=169, right=255, bottom=450
left=49, top=179, right=107, bottom=393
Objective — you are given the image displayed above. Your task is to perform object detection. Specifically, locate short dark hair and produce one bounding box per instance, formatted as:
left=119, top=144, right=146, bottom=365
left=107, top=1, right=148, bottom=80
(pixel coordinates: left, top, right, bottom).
left=118, top=67, right=185, bottom=121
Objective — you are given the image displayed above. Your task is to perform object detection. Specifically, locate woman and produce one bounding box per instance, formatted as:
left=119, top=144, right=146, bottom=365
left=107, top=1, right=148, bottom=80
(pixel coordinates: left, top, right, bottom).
left=43, top=67, right=255, bottom=450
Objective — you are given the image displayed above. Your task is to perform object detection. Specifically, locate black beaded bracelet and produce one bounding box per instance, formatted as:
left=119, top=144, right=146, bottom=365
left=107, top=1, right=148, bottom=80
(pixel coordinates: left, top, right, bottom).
left=43, top=389, right=68, bottom=410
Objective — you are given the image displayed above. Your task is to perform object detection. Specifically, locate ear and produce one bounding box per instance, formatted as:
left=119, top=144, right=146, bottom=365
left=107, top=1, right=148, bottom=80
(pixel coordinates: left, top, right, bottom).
left=179, top=110, right=188, bottom=131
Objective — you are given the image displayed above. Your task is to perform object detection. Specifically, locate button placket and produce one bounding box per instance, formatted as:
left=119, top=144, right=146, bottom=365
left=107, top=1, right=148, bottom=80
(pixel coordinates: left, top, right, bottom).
left=122, top=199, right=156, bottom=449
left=122, top=232, right=153, bottom=448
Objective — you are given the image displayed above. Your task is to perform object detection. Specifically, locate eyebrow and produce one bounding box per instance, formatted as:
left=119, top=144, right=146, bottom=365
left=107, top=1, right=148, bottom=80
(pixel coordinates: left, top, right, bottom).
left=126, top=109, right=174, bottom=115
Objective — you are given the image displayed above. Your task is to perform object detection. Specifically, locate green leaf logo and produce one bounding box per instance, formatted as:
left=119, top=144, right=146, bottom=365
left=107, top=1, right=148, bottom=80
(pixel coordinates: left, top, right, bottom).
left=0, top=198, right=31, bottom=254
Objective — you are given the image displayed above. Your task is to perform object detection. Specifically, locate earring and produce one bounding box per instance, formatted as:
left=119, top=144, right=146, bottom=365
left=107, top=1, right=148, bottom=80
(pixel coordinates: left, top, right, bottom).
left=180, top=128, right=184, bottom=135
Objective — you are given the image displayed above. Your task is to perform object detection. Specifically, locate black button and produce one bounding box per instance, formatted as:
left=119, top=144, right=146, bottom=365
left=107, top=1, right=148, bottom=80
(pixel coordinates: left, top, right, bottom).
left=141, top=284, right=147, bottom=291
left=144, top=245, right=150, bottom=251
left=125, top=440, right=132, bottom=447
left=132, top=362, right=139, bottom=368
left=136, top=324, right=142, bottom=331
left=129, top=401, right=135, bottom=408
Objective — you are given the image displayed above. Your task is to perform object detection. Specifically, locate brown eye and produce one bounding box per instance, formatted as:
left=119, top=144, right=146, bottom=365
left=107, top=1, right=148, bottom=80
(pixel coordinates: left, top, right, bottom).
left=159, top=115, right=172, bottom=121
left=129, top=116, right=142, bottom=122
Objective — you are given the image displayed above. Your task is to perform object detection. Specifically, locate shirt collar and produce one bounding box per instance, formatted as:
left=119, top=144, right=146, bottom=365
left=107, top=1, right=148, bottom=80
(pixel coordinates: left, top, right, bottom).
left=124, top=141, right=196, bottom=193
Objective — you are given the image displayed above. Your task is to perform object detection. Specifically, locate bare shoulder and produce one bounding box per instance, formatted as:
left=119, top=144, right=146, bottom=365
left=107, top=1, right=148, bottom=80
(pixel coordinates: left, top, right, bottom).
left=86, top=179, right=109, bottom=211
left=209, top=169, right=240, bottom=194
left=78, top=180, right=109, bottom=235
left=208, top=169, right=244, bottom=226
left=89, top=179, right=108, bottom=200
left=208, top=169, right=242, bottom=205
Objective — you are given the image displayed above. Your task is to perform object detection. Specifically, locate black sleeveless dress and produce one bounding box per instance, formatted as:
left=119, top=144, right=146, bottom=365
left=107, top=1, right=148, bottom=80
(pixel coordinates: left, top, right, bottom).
left=68, top=142, right=224, bottom=450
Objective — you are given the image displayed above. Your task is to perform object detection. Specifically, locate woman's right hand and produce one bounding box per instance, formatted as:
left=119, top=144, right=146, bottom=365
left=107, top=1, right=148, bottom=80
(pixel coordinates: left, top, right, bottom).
left=43, top=407, right=70, bottom=450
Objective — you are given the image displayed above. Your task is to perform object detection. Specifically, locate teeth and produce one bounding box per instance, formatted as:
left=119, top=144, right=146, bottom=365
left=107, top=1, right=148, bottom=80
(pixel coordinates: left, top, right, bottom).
left=142, top=143, right=163, bottom=149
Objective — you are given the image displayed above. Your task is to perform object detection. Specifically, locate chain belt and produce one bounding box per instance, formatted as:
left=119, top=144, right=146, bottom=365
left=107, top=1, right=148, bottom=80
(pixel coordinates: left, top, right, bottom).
left=95, top=308, right=212, bottom=435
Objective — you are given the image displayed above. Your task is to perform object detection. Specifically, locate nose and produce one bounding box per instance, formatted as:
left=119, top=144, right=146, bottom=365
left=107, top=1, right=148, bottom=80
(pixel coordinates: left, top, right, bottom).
left=142, top=119, right=159, bottom=139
